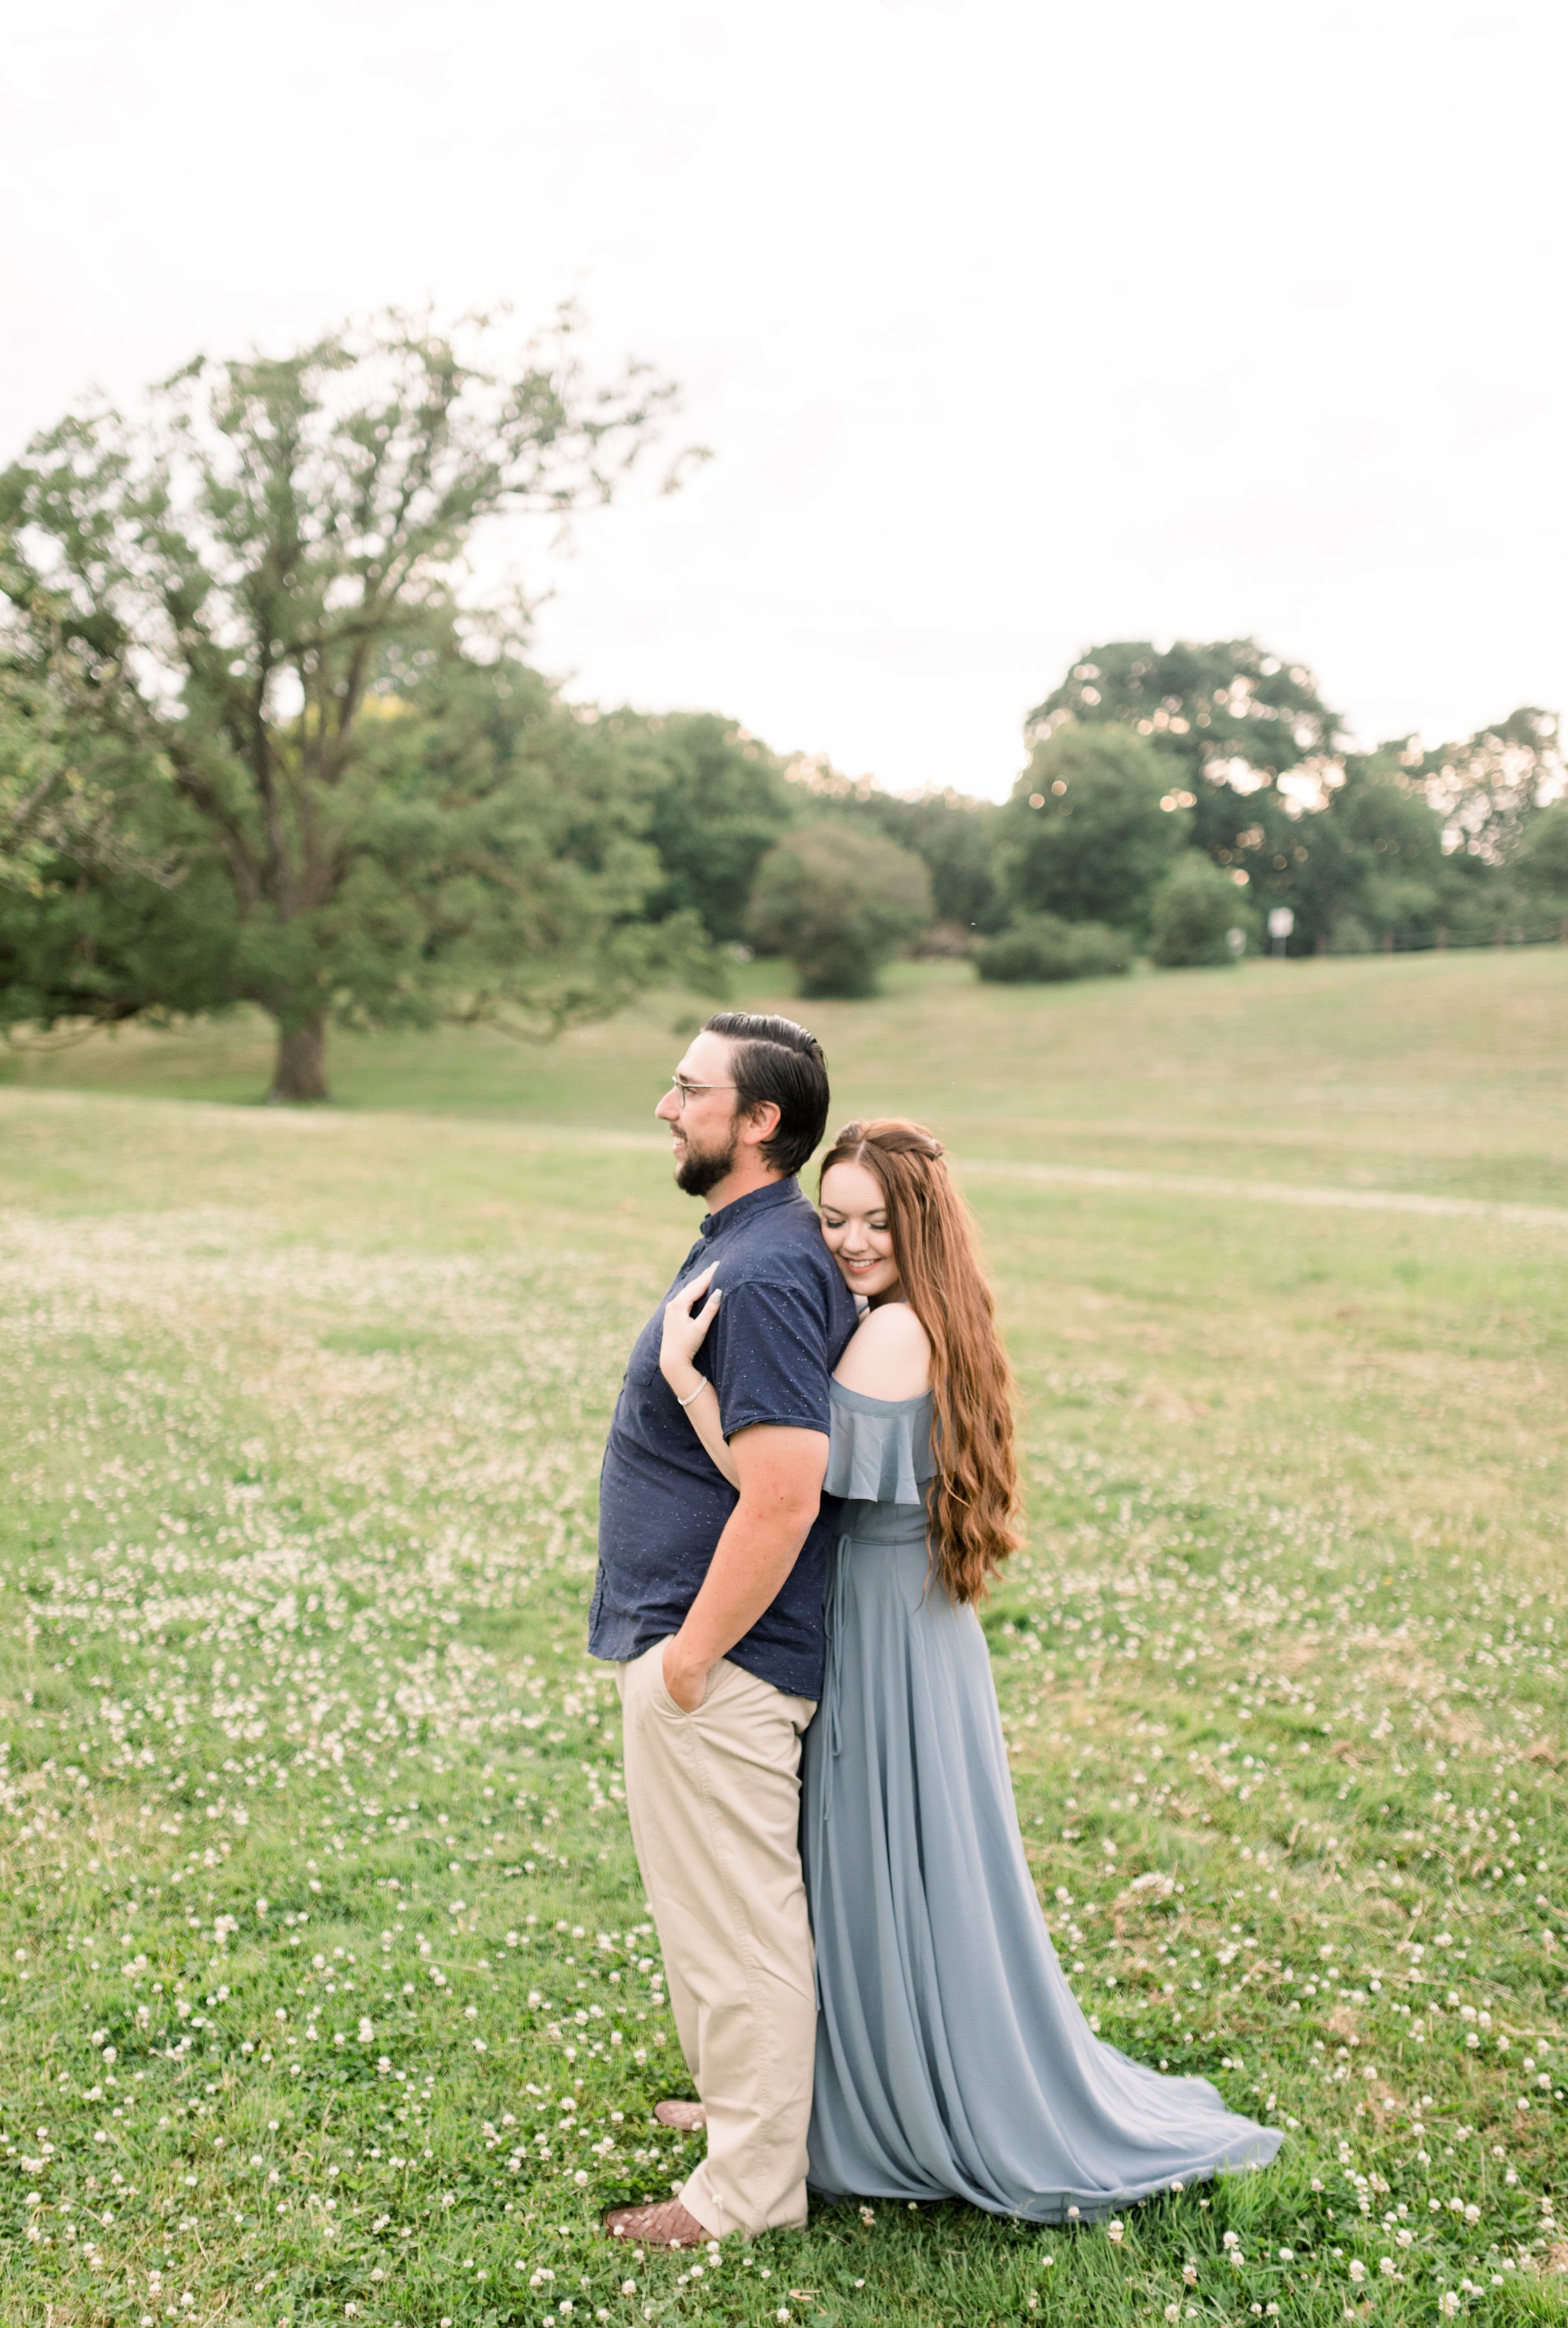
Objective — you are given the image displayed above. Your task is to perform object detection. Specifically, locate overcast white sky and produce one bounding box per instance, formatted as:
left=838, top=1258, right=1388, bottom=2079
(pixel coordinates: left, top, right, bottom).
left=6, top=0, right=1565, bottom=799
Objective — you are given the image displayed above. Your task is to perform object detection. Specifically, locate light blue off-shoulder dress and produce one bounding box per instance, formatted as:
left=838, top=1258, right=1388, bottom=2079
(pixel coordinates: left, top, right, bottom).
left=800, top=1380, right=1283, bottom=2221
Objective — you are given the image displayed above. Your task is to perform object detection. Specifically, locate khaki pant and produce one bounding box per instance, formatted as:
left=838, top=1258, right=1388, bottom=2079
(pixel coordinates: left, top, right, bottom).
left=616, top=1639, right=817, bottom=2237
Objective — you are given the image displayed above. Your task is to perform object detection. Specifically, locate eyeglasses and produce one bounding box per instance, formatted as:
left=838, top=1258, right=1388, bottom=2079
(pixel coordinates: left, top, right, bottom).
left=665, top=1075, right=737, bottom=1110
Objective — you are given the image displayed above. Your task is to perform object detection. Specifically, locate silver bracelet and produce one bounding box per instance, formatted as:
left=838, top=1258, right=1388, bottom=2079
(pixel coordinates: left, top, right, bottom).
left=674, top=1379, right=709, bottom=1409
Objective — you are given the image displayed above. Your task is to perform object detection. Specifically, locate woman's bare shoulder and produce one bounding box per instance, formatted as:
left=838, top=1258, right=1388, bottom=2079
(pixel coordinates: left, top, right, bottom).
left=832, top=1302, right=931, bottom=1399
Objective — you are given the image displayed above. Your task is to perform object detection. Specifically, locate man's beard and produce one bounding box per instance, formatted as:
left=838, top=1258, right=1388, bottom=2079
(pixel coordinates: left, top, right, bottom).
left=674, top=1126, right=738, bottom=1198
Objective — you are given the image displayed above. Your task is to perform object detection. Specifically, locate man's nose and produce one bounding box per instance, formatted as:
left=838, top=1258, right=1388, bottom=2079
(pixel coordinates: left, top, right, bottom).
left=655, top=1089, right=680, bottom=1124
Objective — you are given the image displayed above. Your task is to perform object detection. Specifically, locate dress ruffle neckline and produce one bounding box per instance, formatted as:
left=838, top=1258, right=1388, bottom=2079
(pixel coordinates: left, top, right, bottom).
left=824, top=1380, right=936, bottom=1505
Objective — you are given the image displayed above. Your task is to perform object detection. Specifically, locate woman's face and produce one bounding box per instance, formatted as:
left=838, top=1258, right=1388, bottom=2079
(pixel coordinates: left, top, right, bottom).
left=819, top=1159, right=903, bottom=1302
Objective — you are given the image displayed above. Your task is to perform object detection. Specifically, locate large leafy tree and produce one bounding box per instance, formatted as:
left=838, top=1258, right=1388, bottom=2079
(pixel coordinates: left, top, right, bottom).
left=0, top=647, right=702, bottom=1059
left=1000, top=722, right=1187, bottom=935
left=1028, top=639, right=1346, bottom=794
left=0, top=614, right=182, bottom=896
left=0, top=310, right=700, bottom=1098
left=1413, top=707, right=1565, bottom=865
left=1027, top=640, right=1350, bottom=920
left=0, top=669, right=78, bottom=887
left=1512, top=801, right=1568, bottom=907
left=610, top=711, right=798, bottom=945
left=0, top=618, right=204, bottom=1025
left=1190, top=749, right=1454, bottom=954
left=1245, top=800, right=1359, bottom=953
left=1326, top=758, right=1450, bottom=944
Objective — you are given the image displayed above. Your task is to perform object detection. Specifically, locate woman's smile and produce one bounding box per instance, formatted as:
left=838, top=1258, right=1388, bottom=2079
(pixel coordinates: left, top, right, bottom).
left=819, top=1158, right=904, bottom=1302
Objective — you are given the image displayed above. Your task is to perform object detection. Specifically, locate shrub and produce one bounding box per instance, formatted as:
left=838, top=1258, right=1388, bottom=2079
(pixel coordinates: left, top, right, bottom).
left=975, top=915, right=1132, bottom=984
left=746, top=821, right=932, bottom=998
left=1329, top=913, right=1374, bottom=955
left=628, top=711, right=798, bottom=945
left=1149, top=856, right=1254, bottom=968
left=1360, top=874, right=1443, bottom=948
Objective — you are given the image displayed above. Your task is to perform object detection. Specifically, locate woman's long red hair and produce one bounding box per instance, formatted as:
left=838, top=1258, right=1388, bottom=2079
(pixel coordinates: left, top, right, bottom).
left=819, top=1118, right=1020, bottom=1602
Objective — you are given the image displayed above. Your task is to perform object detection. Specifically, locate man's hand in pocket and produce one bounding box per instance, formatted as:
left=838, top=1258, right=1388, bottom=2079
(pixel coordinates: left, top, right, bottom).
left=661, top=1637, right=711, bottom=1714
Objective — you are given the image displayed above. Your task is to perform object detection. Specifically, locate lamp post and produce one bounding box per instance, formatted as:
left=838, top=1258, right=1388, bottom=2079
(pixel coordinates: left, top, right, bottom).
left=1267, top=905, right=1295, bottom=960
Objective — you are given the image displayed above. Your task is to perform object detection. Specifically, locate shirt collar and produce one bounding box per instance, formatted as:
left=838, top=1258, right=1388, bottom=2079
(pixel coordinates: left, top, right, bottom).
left=698, top=1175, right=802, bottom=1242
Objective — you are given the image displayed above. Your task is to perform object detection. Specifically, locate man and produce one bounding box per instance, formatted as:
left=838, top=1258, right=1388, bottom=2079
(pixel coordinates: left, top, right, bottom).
left=589, top=1010, right=858, bottom=2248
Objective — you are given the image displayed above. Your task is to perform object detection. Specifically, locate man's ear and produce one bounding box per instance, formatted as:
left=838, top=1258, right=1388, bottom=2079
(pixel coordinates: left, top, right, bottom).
left=736, top=1099, right=782, bottom=1152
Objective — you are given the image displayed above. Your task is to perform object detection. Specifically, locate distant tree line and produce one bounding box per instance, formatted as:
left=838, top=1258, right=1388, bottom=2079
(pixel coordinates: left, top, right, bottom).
left=3, top=319, right=1565, bottom=1099
left=593, top=639, right=1566, bottom=997
left=998, top=641, right=1567, bottom=973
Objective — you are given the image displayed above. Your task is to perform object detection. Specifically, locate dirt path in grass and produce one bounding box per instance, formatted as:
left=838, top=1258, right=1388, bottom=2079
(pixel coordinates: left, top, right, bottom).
left=6, top=1089, right=1567, bottom=1231
left=954, top=1153, right=1568, bottom=1227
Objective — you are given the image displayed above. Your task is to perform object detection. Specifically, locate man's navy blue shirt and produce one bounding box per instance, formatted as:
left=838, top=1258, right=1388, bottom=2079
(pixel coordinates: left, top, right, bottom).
left=589, top=1176, right=859, bottom=1699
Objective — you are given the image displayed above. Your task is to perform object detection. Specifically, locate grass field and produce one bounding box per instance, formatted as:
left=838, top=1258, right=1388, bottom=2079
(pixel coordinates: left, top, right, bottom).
left=1, top=949, right=1565, bottom=2328
left=5, top=947, right=1567, bottom=1206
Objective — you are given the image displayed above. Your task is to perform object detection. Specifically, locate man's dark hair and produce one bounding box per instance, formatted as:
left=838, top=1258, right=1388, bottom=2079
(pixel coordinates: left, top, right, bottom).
left=703, top=1011, right=830, bottom=1179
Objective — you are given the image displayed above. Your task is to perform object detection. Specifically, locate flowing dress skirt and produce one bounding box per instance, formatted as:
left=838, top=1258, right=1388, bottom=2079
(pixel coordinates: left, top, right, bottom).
left=800, top=1502, right=1283, bottom=2221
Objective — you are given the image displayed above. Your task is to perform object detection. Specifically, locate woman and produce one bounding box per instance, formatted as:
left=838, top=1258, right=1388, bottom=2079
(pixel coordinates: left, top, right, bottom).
left=659, top=1117, right=1281, bottom=2221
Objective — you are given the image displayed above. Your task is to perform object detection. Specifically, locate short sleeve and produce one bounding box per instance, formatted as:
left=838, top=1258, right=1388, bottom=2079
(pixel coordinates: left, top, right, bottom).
left=705, top=1276, right=833, bottom=1441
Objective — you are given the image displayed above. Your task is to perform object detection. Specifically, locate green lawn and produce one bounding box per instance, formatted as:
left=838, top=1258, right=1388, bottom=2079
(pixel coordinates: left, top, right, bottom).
left=5, top=947, right=1567, bottom=1206
left=1, top=949, right=1565, bottom=2327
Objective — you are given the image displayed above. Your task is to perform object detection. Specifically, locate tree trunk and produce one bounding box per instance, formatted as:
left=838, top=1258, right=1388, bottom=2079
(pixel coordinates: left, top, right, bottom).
left=268, top=1014, right=330, bottom=1103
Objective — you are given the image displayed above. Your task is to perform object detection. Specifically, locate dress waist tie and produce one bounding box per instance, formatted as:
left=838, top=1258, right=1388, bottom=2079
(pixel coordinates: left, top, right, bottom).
left=819, top=1533, right=854, bottom=1827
